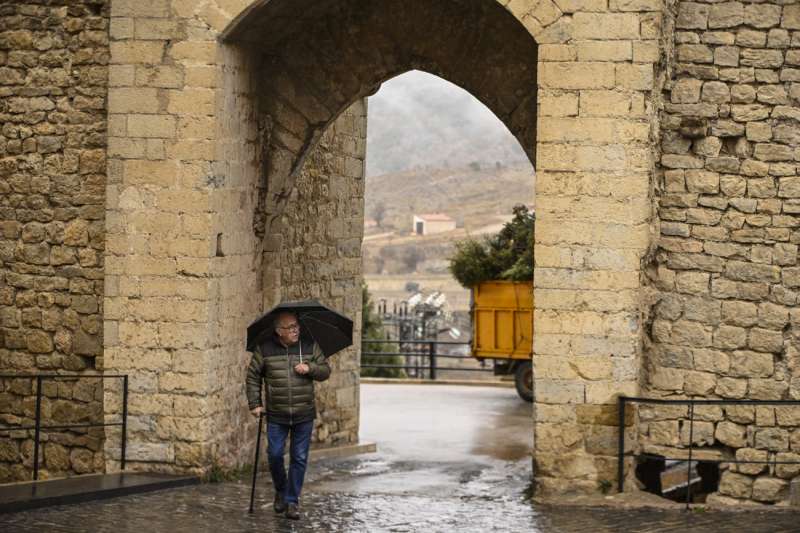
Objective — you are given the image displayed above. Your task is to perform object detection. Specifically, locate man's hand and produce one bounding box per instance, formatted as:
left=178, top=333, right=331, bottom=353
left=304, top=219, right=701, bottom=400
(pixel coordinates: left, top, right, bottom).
left=250, top=406, right=264, bottom=418
left=294, top=363, right=310, bottom=375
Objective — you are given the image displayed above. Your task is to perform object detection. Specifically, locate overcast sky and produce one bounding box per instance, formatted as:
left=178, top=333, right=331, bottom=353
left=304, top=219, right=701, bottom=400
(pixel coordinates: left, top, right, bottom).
left=365, top=70, right=531, bottom=177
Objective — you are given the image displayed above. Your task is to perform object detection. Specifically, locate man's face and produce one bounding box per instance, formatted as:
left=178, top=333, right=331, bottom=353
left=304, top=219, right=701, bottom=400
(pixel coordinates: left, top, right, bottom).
left=275, top=313, right=300, bottom=346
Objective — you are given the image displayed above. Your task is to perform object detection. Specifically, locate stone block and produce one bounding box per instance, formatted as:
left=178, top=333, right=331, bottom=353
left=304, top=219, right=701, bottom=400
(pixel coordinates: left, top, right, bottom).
left=677, top=2, right=709, bottom=30
left=576, top=41, right=632, bottom=62
left=735, top=448, right=768, bottom=475
left=784, top=5, right=800, bottom=30
left=671, top=78, right=703, bottom=103
left=744, top=4, right=780, bottom=29
left=755, top=427, right=789, bottom=451
left=166, top=88, right=215, bottom=115
left=702, top=81, right=732, bottom=104
left=127, top=114, right=176, bottom=138
left=680, top=420, right=715, bottom=446
left=729, top=350, right=773, bottom=378
left=746, top=122, right=772, bottom=142
left=572, top=13, right=640, bottom=39
left=134, top=19, right=178, bottom=40
left=539, top=63, right=616, bottom=89
left=110, top=41, right=165, bottom=65
left=580, top=90, right=630, bottom=116
left=684, top=370, right=716, bottom=395
left=135, top=66, right=183, bottom=88
left=108, top=88, right=159, bottom=114
left=718, top=471, right=753, bottom=498
left=677, top=44, right=713, bottom=63
left=126, top=442, right=174, bottom=462
left=111, top=0, right=170, bottom=17
left=539, top=93, right=579, bottom=116
left=685, top=170, right=719, bottom=193
left=752, top=477, right=788, bottom=503
left=708, top=2, right=744, bottom=29
left=714, top=46, right=739, bottom=67
left=775, top=453, right=800, bottom=479
left=721, top=301, right=757, bottom=327
left=748, top=328, right=783, bottom=354
left=123, top=160, right=179, bottom=187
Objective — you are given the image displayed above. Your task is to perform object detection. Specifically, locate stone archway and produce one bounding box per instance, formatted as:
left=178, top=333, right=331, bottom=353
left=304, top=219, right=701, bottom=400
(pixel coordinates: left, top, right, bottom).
left=103, top=0, right=662, bottom=495
left=214, top=0, right=542, bottom=481
left=220, top=0, right=539, bottom=238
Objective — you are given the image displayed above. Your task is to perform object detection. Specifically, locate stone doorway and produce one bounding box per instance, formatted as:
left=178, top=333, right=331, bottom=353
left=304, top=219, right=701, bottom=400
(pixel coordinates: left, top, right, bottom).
left=218, top=0, right=540, bottom=478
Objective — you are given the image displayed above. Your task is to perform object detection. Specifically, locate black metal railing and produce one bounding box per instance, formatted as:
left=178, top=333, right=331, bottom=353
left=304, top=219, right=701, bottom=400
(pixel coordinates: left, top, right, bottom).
left=0, top=373, right=129, bottom=481
left=618, top=396, right=800, bottom=509
left=361, top=339, right=491, bottom=380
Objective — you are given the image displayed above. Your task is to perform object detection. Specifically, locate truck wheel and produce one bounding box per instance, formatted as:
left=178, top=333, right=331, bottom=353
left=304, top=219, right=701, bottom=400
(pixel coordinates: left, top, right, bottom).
left=514, top=361, right=533, bottom=402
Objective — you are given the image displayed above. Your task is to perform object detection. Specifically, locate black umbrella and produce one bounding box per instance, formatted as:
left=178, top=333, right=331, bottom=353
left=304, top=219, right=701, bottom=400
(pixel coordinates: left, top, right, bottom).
left=246, top=299, right=353, bottom=357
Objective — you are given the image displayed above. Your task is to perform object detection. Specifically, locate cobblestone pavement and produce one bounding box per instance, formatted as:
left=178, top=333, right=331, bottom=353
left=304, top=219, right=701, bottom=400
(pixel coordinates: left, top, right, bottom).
left=3, top=384, right=800, bottom=532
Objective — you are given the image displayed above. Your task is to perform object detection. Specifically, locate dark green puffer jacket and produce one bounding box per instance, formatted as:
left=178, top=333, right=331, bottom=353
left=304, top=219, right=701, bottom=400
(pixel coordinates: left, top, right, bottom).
left=245, top=335, right=331, bottom=425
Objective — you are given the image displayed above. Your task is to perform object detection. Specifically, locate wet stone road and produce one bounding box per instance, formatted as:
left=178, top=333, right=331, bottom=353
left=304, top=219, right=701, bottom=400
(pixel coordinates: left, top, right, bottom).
left=3, top=384, right=800, bottom=532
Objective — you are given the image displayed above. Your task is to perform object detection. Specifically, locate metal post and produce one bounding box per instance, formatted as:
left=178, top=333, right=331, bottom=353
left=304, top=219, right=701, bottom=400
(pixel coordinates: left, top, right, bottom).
left=33, top=376, right=43, bottom=481
left=686, top=401, right=695, bottom=511
left=617, top=397, right=625, bottom=492
left=428, top=342, right=436, bottom=381
left=249, top=414, right=264, bottom=514
left=121, top=375, right=129, bottom=470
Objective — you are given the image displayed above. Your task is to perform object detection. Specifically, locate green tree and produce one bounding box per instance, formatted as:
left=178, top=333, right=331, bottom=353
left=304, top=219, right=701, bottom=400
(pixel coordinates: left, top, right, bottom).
left=448, top=204, right=535, bottom=288
left=360, top=283, right=406, bottom=378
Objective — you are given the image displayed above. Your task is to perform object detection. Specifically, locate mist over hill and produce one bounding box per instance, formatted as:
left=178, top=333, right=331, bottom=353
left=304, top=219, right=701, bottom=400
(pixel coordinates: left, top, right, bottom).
left=365, top=70, right=531, bottom=177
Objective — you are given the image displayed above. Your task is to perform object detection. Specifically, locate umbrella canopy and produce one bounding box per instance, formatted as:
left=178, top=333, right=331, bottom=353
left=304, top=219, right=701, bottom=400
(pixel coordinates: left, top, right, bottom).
left=246, top=299, right=353, bottom=357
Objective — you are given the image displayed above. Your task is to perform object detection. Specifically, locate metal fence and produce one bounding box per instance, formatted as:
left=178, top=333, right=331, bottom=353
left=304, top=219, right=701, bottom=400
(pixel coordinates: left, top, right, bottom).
left=0, top=373, right=129, bottom=481
left=360, top=339, right=491, bottom=379
left=618, top=396, right=800, bottom=509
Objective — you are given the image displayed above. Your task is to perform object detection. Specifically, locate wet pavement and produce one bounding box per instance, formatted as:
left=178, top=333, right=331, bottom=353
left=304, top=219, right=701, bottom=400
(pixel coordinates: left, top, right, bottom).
left=3, top=383, right=800, bottom=532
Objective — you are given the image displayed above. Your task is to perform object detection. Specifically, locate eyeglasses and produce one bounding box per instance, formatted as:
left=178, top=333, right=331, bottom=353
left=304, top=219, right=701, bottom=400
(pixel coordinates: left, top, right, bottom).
left=277, top=324, right=300, bottom=332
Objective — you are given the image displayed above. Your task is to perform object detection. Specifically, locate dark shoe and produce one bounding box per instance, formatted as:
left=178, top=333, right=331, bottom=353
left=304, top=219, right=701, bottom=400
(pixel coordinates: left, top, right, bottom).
left=273, top=493, right=287, bottom=514
left=285, top=503, right=300, bottom=520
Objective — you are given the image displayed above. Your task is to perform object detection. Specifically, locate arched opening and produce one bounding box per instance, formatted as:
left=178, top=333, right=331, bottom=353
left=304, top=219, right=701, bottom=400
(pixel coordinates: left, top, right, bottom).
left=357, top=69, right=536, bottom=492
left=217, top=0, right=539, bottom=471
left=221, top=0, right=538, bottom=237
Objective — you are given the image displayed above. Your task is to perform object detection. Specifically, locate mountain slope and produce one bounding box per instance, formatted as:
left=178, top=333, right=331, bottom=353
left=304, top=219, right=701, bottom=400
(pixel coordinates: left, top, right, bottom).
left=366, top=70, right=530, bottom=177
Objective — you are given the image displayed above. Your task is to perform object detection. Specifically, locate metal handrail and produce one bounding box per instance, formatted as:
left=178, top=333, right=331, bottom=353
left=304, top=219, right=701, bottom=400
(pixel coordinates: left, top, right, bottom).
left=0, top=373, right=129, bottom=480
left=360, top=339, right=489, bottom=379
left=617, top=396, right=800, bottom=510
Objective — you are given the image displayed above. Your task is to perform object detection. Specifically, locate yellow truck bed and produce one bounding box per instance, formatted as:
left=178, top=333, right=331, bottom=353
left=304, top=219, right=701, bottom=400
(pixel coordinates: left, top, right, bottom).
left=471, top=280, right=533, bottom=360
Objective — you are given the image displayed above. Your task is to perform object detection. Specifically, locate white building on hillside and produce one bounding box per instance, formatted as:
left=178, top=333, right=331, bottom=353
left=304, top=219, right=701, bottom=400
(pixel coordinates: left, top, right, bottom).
left=412, top=213, right=456, bottom=235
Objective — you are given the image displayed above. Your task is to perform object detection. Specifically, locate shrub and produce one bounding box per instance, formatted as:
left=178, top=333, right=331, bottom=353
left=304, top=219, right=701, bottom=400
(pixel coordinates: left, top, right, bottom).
left=449, top=204, right=534, bottom=288
left=360, top=283, right=406, bottom=378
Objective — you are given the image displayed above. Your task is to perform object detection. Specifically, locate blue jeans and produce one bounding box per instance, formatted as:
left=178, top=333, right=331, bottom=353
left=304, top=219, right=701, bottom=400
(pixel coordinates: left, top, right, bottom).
left=266, top=420, right=313, bottom=505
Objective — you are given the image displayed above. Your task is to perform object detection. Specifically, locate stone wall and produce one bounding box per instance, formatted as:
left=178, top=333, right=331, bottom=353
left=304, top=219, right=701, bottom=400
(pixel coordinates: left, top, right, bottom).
left=530, top=0, right=661, bottom=494
left=270, top=101, right=367, bottom=447
left=100, top=0, right=370, bottom=475
left=0, top=0, right=108, bottom=482
left=644, top=0, right=800, bottom=504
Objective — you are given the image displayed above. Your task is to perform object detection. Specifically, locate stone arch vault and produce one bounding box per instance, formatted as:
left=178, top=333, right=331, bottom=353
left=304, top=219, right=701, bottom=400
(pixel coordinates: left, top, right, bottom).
left=221, top=0, right=539, bottom=237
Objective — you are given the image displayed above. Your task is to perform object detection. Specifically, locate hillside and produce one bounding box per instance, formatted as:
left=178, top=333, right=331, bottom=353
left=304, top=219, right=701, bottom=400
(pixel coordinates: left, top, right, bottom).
left=365, top=164, right=534, bottom=233
left=362, top=164, right=535, bottom=276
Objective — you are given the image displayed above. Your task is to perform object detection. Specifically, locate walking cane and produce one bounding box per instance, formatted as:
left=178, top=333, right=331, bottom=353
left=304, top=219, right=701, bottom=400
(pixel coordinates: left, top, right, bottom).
left=249, top=413, right=263, bottom=514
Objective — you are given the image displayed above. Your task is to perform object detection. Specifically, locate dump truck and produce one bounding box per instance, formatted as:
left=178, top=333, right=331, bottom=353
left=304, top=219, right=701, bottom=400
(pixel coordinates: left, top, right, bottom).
left=470, top=280, right=533, bottom=402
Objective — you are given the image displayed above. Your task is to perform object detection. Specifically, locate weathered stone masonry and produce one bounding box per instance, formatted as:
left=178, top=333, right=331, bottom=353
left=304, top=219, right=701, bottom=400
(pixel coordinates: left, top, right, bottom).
left=0, top=0, right=663, bottom=494
left=8, top=0, right=800, bottom=505
left=0, top=0, right=108, bottom=482
left=643, top=0, right=800, bottom=505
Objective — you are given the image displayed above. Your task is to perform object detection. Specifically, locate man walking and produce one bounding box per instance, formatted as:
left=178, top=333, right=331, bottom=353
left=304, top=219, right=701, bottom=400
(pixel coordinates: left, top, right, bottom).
left=246, top=311, right=331, bottom=520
